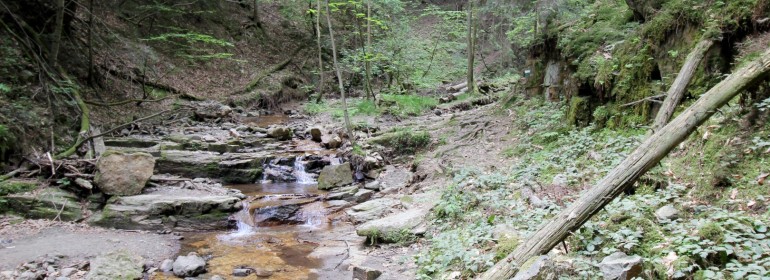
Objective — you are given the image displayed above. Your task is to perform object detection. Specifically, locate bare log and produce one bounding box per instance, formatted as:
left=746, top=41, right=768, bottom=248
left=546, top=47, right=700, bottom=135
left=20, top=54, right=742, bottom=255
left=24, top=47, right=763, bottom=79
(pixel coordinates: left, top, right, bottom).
left=480, top=48, right=770, bottom=280
left=652, top=39, right=715, bottom=132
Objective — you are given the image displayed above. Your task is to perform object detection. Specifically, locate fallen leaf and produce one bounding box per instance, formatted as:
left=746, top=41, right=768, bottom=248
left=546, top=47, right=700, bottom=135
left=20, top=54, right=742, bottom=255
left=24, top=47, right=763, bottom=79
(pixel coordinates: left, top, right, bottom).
left=758, top=173, right=769, bottom=185
left=748, top=200, right=756, bottom=207
left=732, top=174, right=743, bottom=180
left=730, top=188, right=738, bottom=200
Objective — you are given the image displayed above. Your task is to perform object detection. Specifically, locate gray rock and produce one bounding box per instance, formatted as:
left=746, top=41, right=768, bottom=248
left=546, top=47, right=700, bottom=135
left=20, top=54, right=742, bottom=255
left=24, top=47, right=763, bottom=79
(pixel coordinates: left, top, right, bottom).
left=353, top=265, right=382, bottom=280
left=354, top=189, right=374, bottom=203
left=17, top=271, right=40, bottom=280
left=364, top=181, right=381, bottom=190
left=599, top=252, right=643, bottom=280
left=56, top=277, right=70, bottom=280
left=551, top=174, right=568, bottom=186
left=95, top=151, right=155, bottom=196
left=377, top=166, right=413, bottom=193
left=193, top=101, right=232, bottom=119
left=254, top=268, right=273, bottom=277
left=172, top=253, right=206, bottom=277
left=232, top=268, right=252, bottom=277
left=3, top=188, right=84, bottom=221
left=86, top=250, right=143, bottom=280
left=267, top=126, right=293, bottom=141
left=327, top=186, right=359, bottom=201
left=201, top=135, right=217, bottom=143
left=60, top=267, right=77, bottom=277
left=317, top=163, right=354, bottom=190
left=512, top=255, right=551, bottom=280
left=655, top=205, right=679, bottom=221
left=74, top=178, right=93, bottom=190
left=0, top=271, right=13, bottom=280
left=309, top=127, right=323, bottom=142
left=90, top=193, right=241, bottom=231
left=160, top=259, right=174, bottom=272
left=356, top=207, right=429, bottom=243
left=322, top=134, right=342, bottom=149
left=210, top=276, right=225, bottom=280
left=346, top=198, right=398, bottom=224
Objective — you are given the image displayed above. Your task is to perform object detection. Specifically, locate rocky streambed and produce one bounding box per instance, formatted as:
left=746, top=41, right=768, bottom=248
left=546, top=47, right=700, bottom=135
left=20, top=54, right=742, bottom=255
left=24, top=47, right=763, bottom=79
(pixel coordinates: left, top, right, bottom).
left=1, top=101, right=432, bottom=280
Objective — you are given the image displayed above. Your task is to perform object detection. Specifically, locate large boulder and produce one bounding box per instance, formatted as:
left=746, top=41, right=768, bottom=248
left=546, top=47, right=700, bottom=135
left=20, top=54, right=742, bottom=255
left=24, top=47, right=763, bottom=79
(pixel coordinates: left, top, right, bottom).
left=321, top=134, right=342, bottom=149
left=86, top=250, right=143, bottom=280
left=193, top=101, right=232, bottom=120
left=356, top=207, right=429, bottom=243
left=309, top=127, right=323, bottom=142
left=95, top=152, right=155, bottom=196
left=599, top=252, right=643, bottom=280
left=172, top=253, right=206, bottom=277
left=317, top=163, right=353, bottom=190
left=267, top=126, right=293, bottom=141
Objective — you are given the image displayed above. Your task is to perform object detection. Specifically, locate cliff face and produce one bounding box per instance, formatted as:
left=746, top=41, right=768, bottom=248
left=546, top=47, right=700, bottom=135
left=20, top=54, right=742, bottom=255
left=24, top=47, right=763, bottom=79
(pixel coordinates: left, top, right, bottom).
left=523, top=0, right=770, bottom=128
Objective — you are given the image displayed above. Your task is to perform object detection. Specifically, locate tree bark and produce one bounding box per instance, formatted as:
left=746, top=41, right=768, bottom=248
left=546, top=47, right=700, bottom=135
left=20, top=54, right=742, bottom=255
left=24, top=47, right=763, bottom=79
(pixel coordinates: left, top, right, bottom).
left=50, top=0, right=65, bottom=67
left=480, top=48, right=770, bottom=280
left=466, top=0, right=476, bottom=94
left=364, top=0, right=374, bottom=100
left=314, top=0, right=325, bottom=103
left=325, top=0, right=355, bottom=144
left=652, top=39, right=714, bottom=132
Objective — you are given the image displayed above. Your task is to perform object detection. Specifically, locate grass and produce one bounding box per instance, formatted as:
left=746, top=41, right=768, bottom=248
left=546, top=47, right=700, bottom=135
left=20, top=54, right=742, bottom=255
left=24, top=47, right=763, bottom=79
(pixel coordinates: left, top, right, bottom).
left=379, top=94, right=438, bottom=116
left=303, top=95, right=439, bottom=118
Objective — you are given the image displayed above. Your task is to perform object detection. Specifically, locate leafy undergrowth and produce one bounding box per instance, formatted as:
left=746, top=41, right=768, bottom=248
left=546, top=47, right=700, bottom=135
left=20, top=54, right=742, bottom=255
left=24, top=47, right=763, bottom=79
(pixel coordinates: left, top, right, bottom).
left=303, top=94, right=438, bottom=118
left=416, top=97, right=770, bottom=279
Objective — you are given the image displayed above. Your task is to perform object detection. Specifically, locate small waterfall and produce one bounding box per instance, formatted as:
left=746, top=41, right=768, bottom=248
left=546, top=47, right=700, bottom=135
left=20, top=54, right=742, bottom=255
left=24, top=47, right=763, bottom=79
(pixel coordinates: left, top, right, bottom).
left=293, top=156, right=316, bottom=184
left=298, top=202, right=326, bottom=227
left=221, top=201, right=255, bottom=240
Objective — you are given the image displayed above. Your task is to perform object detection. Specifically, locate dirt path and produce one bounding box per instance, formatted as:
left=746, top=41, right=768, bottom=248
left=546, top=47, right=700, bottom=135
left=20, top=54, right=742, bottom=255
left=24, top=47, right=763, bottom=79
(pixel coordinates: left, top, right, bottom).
left=0, top=219, right=179, bottom=271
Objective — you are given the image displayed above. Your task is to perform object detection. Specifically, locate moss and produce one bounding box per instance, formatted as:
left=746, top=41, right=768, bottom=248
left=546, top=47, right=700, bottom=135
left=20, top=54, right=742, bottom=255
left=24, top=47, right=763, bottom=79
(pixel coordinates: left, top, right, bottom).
left=698, top=222, right=725, bottom=244
left=567, top=96, right=591, bottom=126
left=494, top=236, right=520, bottom=261
left=0, top=181, right=36, bottom=196
left=369, top=130, right=431, bottom=155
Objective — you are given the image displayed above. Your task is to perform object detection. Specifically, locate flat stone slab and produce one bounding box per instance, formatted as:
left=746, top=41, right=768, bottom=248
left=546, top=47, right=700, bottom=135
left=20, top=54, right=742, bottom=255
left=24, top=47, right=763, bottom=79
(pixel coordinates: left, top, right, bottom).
left=90, top=193, right=241, bottom=231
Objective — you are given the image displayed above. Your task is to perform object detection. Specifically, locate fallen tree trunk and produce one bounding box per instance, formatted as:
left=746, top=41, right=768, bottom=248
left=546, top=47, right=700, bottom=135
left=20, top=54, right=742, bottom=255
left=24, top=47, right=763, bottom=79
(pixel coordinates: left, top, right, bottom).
left=480, top=47, right=770, bottom=280
left=100, top=66, right=203, bottom=101
left=652, top=39, right=714, bottom=132
left=233, top=45, right=306, bottom=95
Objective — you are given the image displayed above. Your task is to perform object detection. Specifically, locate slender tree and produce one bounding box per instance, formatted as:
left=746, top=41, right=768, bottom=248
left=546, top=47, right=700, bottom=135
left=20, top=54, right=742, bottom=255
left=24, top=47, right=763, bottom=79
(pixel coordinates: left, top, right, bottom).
left=50, top=0, right=65, bottom=67
left=324, top=0, right=354, bottom=143
left=315, top=0, right=325, bottom=103
left=364, top=0, right=374, bottom=100
left=466, top=0, right=476, bottom=94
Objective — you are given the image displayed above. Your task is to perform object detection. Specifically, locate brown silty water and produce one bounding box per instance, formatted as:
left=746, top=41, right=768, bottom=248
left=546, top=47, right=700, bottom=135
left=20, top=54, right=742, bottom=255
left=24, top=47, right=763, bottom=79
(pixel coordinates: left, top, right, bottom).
left=153, top=155, right=344, bottom=279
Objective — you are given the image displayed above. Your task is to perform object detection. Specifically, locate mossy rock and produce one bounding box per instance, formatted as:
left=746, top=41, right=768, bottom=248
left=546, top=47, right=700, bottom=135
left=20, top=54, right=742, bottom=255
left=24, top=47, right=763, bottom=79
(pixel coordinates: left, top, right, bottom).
left=3, top=188, right=83, bottom=221
left=567, top=96, right=591, bottom=127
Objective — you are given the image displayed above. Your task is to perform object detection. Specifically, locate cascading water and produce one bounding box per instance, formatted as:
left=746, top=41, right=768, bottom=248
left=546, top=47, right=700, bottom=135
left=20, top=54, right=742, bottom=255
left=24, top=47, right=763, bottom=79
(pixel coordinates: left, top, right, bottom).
left=292, top=156, right=316, bottom=184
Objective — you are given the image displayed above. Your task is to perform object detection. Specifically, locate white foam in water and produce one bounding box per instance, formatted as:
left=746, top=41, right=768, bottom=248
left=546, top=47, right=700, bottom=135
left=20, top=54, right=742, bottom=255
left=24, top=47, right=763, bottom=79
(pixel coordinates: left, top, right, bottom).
left=293, top=156, right=316, bottom=184
left=218, top=201, right=255, bottom=241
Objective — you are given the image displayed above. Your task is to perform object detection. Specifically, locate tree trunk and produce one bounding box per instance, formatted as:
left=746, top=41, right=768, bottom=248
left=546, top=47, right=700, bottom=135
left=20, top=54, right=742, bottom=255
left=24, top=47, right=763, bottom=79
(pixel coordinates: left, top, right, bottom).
left=652, top=39, right=714, bottom=132
left=364, top=0, right=374, bottom=100
left=480, top=48, right=770, bottom=280
left=50, top=0, right=65, bottom=67
left=324, top=0, right=354, bottom=144
left=466, top=0, right=476, bottom=94
left=315, top=0, right=325, bottom=103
